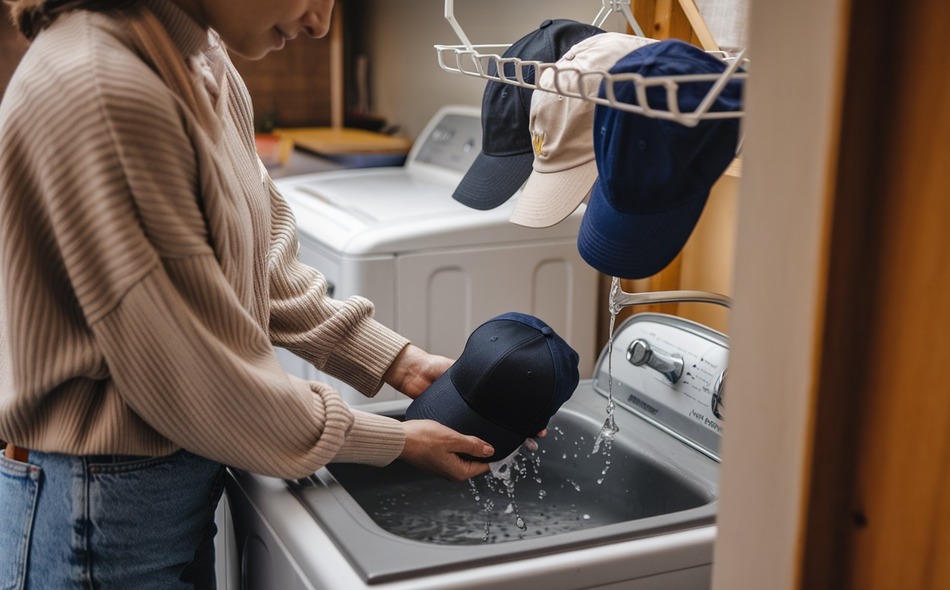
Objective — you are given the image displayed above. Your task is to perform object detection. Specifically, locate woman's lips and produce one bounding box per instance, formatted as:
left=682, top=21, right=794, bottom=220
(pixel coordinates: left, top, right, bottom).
left=274, top=25, right=293, bottom=49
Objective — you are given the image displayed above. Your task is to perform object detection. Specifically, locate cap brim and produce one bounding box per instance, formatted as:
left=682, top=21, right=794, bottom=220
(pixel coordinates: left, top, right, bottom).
left=453, top=151, right=534, bottom=211
left=509, top=160, right=599, bottom=228
left=577, top=180, right=710, bottom=279
left=405, top=372, right=527, bottom=463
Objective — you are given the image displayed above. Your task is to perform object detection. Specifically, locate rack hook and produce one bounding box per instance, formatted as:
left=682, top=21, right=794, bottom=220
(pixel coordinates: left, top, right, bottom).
left=592, top=0, right=646, bottom=37
left=444, top=0, right=474, bottom=52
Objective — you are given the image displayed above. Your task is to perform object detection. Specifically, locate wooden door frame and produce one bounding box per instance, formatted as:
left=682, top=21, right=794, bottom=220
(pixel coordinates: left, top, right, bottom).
left=712, top=0, right=950, bottom=588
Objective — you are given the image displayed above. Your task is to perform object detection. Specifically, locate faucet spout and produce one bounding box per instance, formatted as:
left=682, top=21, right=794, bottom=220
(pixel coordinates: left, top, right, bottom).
left=609, top=281, right=733, bottom=315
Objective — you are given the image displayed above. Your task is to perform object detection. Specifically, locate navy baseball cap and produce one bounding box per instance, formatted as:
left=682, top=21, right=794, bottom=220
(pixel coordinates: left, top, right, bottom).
left=577, top=39, right=744, bottom=279
left=405, top=312, right=580, bottom=462
left=453, top=19, right=604, bottom=211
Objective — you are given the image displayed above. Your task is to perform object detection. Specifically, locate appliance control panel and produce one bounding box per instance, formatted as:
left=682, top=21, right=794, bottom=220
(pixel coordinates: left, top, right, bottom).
left=410, top=107, right=483, bottom=175
left=593, top=313, right=728, bottom=460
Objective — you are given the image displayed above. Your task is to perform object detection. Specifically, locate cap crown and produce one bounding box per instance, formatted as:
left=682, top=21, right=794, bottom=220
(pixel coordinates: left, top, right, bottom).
left=530, top=33, right=658, bottom=174
left=593, top=39, right=743, bottom=214
left=449, top=313, right=579, bottom=435
left=480, top=19, right=604, bottom=158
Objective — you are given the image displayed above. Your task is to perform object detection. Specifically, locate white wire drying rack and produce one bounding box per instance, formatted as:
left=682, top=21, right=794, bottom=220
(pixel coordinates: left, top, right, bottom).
left=433, top=0, right=748, bottom=128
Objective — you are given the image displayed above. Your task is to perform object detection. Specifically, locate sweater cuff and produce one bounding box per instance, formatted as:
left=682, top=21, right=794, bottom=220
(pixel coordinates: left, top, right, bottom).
left=330, top=410, right=406, bottom=466
left=324, top=316, right=410, bottom=397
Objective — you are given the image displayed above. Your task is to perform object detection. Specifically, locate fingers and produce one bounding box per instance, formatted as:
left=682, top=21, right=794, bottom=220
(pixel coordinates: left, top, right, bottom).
left=449, top=455, right=492, bottom=481
left=460, top=435, right=494, bottom=460
left=399, top=420, right=494, bottom=481
left=383, top=345, right=454, bottom=398
left=523, top=428, right=549, bottom=452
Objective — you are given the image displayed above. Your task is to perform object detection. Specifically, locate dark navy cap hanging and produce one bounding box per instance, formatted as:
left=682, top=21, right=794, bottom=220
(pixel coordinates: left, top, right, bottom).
left=453, top=19, right=604, bottom=211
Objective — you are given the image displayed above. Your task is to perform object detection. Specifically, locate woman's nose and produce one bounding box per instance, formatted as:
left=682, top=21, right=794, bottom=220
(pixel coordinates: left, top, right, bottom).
left=303, top=1, right=334, bottom=38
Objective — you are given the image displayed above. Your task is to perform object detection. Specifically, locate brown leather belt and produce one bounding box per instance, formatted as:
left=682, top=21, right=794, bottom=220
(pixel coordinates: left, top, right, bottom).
left=3, top=444, right=29, bottom=462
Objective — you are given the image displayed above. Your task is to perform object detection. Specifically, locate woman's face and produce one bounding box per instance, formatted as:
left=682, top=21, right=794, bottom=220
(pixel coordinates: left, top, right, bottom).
left=173, top=0, right=335, bottom=59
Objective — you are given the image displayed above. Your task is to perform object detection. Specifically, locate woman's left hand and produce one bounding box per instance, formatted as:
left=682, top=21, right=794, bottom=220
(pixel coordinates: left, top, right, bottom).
left=383, top=344, right=453, bottom=399
left=523, top=429, right=548, bottom=452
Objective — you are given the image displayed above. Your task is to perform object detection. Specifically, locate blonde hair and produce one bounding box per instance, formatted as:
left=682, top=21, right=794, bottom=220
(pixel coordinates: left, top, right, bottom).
left=126, top=4, right=220, bottom=137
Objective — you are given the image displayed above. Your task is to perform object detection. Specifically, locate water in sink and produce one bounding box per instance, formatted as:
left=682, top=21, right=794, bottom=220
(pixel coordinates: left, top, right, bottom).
left=336, top=448, right=617, bottom=545
left=325, top=408, right=711, bottom=545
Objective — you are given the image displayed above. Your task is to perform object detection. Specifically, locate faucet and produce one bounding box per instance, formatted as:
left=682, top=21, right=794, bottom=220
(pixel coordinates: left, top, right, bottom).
left=608, top=281, right=733, bottom=316
left=608, top=279, right=731, bottom=418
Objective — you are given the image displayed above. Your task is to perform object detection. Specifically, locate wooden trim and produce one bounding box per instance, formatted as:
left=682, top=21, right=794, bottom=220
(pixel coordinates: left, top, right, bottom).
left=802, top=0, right=950, bottom=587
left=632, top=0, right=704, bottom=47
left=329, top=1, right=345, bottom=129
left=676, top=0, right=720, bottom=50
left=797, top=0, right=885, bottom=582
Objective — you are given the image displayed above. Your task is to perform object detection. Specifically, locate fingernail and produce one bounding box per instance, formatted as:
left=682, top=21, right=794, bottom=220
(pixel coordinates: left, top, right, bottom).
left=482, top=445, right=493, bottom=456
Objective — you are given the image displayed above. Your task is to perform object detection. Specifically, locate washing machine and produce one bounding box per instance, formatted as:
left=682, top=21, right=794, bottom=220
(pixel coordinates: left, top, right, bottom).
left=224, top=312, right=726, bottom=589
left=269, top=105, right=599, bottom=404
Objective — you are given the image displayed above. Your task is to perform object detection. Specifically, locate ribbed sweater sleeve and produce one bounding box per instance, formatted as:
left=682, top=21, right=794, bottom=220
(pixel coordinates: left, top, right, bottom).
left=0, top=4, right=409, bottom=478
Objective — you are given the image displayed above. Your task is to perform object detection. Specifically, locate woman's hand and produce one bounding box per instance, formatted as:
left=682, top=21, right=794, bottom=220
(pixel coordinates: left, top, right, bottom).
left=383, top=344, right=453, bottom=399
left=399, top=420, right=494, bottom=481
left=523, top=428, right=549, bottom=452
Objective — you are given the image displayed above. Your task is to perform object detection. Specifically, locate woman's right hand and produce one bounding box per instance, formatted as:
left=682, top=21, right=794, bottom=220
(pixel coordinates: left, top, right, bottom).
left=399, top=420, right=494, bottom=481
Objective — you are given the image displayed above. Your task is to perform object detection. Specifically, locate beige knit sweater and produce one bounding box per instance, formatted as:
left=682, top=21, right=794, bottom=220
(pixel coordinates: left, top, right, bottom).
left=0, top=1, right=409, bottom=478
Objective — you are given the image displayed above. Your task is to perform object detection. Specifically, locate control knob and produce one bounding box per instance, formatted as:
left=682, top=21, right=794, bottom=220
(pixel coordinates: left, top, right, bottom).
left=626, top=339, right=684, bottom=384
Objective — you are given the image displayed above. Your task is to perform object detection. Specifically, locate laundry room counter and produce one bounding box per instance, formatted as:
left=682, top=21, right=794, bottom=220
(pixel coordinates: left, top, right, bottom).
left=256, top=127, right=412, bottom=177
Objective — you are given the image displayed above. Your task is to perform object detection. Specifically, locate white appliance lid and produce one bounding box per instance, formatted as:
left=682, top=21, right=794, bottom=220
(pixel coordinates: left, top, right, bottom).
left=275, top=105, right=586, bottom=256
left=278, top=167, right=585, bottom=255
left=289, top=168, right=466, bottom=225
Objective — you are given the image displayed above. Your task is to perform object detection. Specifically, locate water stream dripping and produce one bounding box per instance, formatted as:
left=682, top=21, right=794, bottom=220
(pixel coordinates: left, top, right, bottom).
left=468, top=478, right=493, bottom=542
left=447, top=280, right=630, bottom=538
left=592, top=277, right=622, bottom=481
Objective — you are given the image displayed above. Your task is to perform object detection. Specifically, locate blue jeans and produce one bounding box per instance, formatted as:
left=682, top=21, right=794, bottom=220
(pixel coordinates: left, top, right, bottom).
left=0, top=449, right=225, bottom=589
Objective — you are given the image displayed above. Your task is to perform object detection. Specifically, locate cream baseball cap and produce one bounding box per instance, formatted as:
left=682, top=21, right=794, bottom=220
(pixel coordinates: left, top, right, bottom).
left=510, top=32, right=658, bottom=228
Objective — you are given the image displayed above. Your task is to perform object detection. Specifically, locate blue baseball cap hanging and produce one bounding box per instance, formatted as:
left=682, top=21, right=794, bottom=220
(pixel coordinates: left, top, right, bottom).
left=577, top=39, right=744, bottom=279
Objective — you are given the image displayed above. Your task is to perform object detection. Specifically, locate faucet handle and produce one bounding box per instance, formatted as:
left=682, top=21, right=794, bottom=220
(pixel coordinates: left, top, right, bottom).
left=626, top=338, right=684, bottom=384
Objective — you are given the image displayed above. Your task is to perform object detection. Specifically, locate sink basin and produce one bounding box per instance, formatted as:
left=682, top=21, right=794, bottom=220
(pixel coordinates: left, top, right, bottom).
left=225, top=313, right=727, bottom=588
left=327, top=405, right=712, bottom=545
left=287, top=378, right=719, bottom=584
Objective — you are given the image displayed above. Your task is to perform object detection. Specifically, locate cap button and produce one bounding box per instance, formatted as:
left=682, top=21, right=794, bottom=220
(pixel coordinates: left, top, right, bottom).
left=541, top=326, right=554, bottom=337
left=539, top=19, right=553, bottom=29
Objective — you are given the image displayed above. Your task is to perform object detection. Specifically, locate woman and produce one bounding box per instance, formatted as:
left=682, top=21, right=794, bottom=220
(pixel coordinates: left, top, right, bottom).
left=0, top=0, right=495, bottom=587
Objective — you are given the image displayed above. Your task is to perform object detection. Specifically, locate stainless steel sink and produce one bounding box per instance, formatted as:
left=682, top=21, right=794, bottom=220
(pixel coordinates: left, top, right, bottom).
left=227, top=313, right=726, bottom=588
left=324, top=401, right=715, bottom=547
left=286, top=316, right=723, bottom=583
